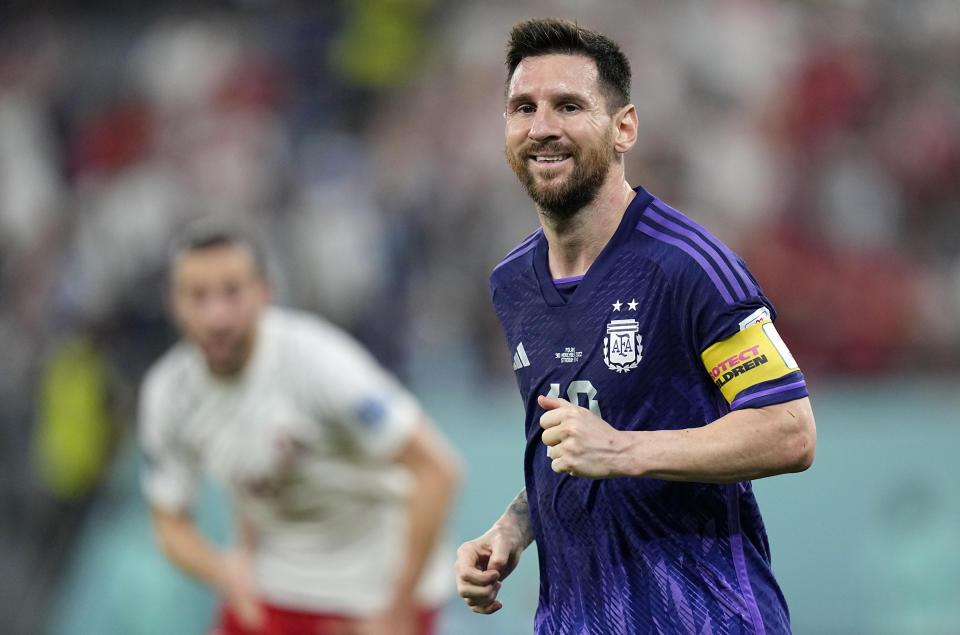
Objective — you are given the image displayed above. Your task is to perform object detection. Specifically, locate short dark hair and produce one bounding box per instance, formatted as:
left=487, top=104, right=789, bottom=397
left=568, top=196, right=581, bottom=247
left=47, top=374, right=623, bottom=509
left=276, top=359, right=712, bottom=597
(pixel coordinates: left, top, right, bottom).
left=505, top=18, right=631, bottom=113
left=168, top=217, right=268, bottom=278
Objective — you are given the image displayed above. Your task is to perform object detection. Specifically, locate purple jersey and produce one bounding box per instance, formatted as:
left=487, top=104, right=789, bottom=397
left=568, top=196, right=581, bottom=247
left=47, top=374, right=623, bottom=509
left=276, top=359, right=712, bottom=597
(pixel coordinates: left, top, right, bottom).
left=490, top=186, right=806, bottom=634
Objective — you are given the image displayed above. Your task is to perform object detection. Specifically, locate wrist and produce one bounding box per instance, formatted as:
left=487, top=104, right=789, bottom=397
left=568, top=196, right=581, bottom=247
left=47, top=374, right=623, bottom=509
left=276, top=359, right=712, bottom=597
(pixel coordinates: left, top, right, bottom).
left=614, top=430, right=645, bottom=478
left=216, top=550, right=252, bottom=599
left=213, top=559, right=236, bottom=597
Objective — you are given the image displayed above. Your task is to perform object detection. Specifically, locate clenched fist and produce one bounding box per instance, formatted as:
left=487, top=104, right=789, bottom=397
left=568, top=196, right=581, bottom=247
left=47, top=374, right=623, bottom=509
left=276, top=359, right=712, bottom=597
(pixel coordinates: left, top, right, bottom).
left=538, top=394, right=630, bottom=479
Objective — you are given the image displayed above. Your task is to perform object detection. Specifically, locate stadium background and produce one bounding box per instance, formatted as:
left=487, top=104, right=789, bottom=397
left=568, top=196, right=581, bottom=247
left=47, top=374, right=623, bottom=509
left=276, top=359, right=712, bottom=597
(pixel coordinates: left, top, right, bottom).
left=1, top=1, right=958, bottom=633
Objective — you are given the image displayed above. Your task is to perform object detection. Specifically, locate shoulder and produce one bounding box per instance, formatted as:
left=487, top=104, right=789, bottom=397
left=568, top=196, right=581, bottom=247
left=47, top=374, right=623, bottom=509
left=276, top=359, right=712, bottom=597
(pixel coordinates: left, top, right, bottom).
left=138, top=341, right=200, bottom=442
left=264, top=305, right=386, bottom=377
left=264, top=305, right=332, bottom=339
left=265, top=305, right=361, bottom=354
left=489, top=227, right=542, bottom=296
left=141, top=341, right=199, bottom=403
left=632, top=198, right=761, bottom=307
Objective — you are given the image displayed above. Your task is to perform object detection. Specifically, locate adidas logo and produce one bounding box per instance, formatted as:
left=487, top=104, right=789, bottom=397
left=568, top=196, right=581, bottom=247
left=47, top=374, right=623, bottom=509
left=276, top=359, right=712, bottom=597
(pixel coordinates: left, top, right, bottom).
left=512, top=342, right=531, bottom=370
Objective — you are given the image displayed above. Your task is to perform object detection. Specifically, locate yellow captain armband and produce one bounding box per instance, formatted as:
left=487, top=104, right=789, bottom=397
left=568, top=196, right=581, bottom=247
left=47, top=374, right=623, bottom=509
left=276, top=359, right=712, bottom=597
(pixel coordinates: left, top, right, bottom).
left=700, top=319, right=800, bottom=404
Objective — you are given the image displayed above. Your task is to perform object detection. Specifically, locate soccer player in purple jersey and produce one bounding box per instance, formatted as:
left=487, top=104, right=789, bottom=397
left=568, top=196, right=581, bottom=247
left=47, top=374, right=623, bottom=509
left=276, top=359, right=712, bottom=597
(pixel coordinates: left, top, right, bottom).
left=454, top=19, right=816, bottom=635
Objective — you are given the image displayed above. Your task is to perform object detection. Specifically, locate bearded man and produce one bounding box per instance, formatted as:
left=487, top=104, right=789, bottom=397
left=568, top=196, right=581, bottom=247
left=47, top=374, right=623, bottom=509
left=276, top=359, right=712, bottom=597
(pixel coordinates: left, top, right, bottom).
left=454, top=18, right=816, bottom=635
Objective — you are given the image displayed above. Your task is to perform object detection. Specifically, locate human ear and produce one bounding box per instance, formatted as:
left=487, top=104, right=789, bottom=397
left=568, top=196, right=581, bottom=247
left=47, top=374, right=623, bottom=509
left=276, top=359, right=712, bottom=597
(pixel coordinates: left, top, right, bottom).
left=613, top=104, right=638, bottom=154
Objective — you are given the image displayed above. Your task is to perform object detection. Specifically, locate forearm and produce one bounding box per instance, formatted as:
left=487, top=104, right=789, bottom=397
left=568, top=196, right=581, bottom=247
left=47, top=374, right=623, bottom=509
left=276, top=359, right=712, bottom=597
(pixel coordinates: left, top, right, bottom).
left=619, top=398, right=816, bottom=483
left=393, top=422, right=461, bottom=593
left=235, top=514, right=258, bottom=552
left=397, top=467, right=458, bottom=592
left=151, top=509, right=232, bottom=593
left=492, top=489, right=534, bottom=549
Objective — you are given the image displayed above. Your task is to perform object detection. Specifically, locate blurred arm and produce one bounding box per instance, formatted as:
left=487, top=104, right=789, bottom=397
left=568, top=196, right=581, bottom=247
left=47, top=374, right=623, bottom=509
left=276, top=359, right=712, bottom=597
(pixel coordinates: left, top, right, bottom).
left=150, top=506, right=234, bottom=593
left=151, top=505, right=263, bottom=627
left=391, top=417, right=462, bottom=600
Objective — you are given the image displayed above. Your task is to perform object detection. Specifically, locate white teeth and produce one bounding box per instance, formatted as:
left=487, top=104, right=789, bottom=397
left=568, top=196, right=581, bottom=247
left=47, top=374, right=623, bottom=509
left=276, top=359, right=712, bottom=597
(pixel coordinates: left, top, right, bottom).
left=535, top=156, right=567, bottom=162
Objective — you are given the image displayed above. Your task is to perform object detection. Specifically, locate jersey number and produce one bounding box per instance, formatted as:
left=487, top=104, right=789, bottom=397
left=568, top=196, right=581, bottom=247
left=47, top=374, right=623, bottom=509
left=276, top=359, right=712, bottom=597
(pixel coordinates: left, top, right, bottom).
left=545, top=380, right=602, bottom=417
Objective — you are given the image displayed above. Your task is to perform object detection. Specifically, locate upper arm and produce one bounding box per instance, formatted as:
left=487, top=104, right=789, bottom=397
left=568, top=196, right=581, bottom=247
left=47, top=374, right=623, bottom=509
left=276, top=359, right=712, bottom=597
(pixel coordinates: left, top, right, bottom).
left=303, top=326, right=426, bottom=462
left=393, top=417, right=461, bottom=481
left=148, top=503, right=194, bottom=551
left=744, top=397, right=817, bottom=474
left=699, top=315, right=808, bottom=410
left=672, top=242, right=808, bottom=412
left=150, top=503, right=189, bottom=528
left=138, top=367, right=200, bottom=513
left=751, top=396, right=817, bottom=472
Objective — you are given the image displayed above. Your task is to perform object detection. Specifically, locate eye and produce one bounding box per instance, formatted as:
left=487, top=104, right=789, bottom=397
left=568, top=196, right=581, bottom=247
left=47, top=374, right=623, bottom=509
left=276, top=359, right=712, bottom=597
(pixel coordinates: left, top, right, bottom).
left=560, top=103, right=580, bottom=113
left=514, top=104, right=535, bottom=115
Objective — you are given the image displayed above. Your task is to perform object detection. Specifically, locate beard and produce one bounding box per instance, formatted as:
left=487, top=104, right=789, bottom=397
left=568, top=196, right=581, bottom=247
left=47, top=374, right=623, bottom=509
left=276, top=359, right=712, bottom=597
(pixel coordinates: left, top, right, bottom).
left=197, top=328, right=255, bottom=376
left=506, top=132, right=615, bottom=222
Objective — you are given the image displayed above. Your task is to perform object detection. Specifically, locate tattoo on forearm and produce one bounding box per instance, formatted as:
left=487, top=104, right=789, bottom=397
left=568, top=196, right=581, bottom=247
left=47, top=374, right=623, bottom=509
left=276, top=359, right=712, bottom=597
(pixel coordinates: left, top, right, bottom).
left=506, top=489, right=528, bottom=519
left=500, top=488, right=534, bottom=547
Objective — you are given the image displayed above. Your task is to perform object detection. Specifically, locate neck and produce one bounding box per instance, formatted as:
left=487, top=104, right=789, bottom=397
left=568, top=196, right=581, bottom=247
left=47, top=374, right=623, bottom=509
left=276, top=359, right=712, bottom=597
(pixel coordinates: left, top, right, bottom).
left=538, top=175, right=636, bottom=280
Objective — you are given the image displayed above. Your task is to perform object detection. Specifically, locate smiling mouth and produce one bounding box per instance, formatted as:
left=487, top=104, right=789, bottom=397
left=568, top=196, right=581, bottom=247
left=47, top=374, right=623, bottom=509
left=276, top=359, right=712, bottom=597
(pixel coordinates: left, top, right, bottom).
left=530, top=154, right=571, bottom=165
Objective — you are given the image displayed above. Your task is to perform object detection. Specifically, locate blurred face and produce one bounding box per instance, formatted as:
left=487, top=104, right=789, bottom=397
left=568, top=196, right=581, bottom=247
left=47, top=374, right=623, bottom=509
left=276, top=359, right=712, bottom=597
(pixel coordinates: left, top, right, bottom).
left=504, top=54, right=618, bottom=219
left=171, top=244, right=269, bottom=377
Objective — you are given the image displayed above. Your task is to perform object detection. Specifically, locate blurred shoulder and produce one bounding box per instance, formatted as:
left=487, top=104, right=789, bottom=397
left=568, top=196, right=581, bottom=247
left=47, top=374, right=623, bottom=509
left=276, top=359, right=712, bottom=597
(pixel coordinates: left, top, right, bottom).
left=263, top=305, right=380, bottom=371
left=264, top=305, right=354, bottom=348
left=141, top=340, right=201, bottom=399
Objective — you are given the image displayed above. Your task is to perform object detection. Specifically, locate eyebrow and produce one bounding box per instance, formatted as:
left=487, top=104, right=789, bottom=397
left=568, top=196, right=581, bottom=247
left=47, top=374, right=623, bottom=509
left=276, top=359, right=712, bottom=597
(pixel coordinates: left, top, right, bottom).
left=506, top=91, right=589, bottom=109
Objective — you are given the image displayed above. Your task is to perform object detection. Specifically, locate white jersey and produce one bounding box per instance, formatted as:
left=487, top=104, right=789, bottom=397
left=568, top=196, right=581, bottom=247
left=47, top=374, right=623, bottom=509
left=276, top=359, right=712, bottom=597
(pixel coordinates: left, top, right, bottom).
left=139, top=306, right=451, bottom=615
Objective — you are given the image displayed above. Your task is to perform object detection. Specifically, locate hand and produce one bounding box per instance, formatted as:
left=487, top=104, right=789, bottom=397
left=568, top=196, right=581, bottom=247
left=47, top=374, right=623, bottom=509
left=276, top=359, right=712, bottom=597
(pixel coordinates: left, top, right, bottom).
left=455, top=523, right=526, bottom=614
left=221, top=549, right=265, bottom=632
left=538, top=395, right=626, bottom=479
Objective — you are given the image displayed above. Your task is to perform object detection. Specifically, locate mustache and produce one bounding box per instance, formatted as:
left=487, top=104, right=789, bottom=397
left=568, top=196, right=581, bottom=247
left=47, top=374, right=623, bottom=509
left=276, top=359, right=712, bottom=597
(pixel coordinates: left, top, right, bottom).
left=523, top=142, right=573, bottom=155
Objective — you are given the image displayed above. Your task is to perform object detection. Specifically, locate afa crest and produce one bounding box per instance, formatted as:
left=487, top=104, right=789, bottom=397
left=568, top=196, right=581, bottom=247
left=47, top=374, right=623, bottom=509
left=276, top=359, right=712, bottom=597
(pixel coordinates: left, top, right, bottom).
left=603, top=318, right=642, bottom=373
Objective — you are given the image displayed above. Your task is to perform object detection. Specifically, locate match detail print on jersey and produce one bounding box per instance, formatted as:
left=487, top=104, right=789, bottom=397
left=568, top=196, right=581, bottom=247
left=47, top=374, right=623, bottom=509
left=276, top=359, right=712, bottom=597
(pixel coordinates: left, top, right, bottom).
left=701, top=319, right=799, bottom=403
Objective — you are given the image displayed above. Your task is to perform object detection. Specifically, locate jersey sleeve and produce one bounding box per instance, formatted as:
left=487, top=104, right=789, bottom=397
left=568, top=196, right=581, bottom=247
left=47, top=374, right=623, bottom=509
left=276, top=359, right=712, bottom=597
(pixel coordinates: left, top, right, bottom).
left=301, top=325, right=423, bottom=461
left=138, top=366, right=201, bottom=512
left=681, top=250, right=808, bottom=411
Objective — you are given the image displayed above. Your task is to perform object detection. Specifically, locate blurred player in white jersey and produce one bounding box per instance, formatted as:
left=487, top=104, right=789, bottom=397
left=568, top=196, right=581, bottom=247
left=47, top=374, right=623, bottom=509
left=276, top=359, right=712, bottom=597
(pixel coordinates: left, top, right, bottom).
left=138, top=221, right=460, bottom=635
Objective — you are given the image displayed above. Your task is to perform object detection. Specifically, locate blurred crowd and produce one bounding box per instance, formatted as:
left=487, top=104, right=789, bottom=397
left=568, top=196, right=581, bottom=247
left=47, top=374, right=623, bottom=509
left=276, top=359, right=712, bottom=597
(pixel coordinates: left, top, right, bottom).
left=0, top=0, right=958, bottom=632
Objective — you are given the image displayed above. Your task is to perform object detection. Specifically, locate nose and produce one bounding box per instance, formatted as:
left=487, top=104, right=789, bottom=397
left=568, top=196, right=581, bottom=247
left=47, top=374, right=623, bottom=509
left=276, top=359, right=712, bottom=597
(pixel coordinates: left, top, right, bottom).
left=200, top=294, right=236, bottom=331
left=528, top=106, right=560, bottom=142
